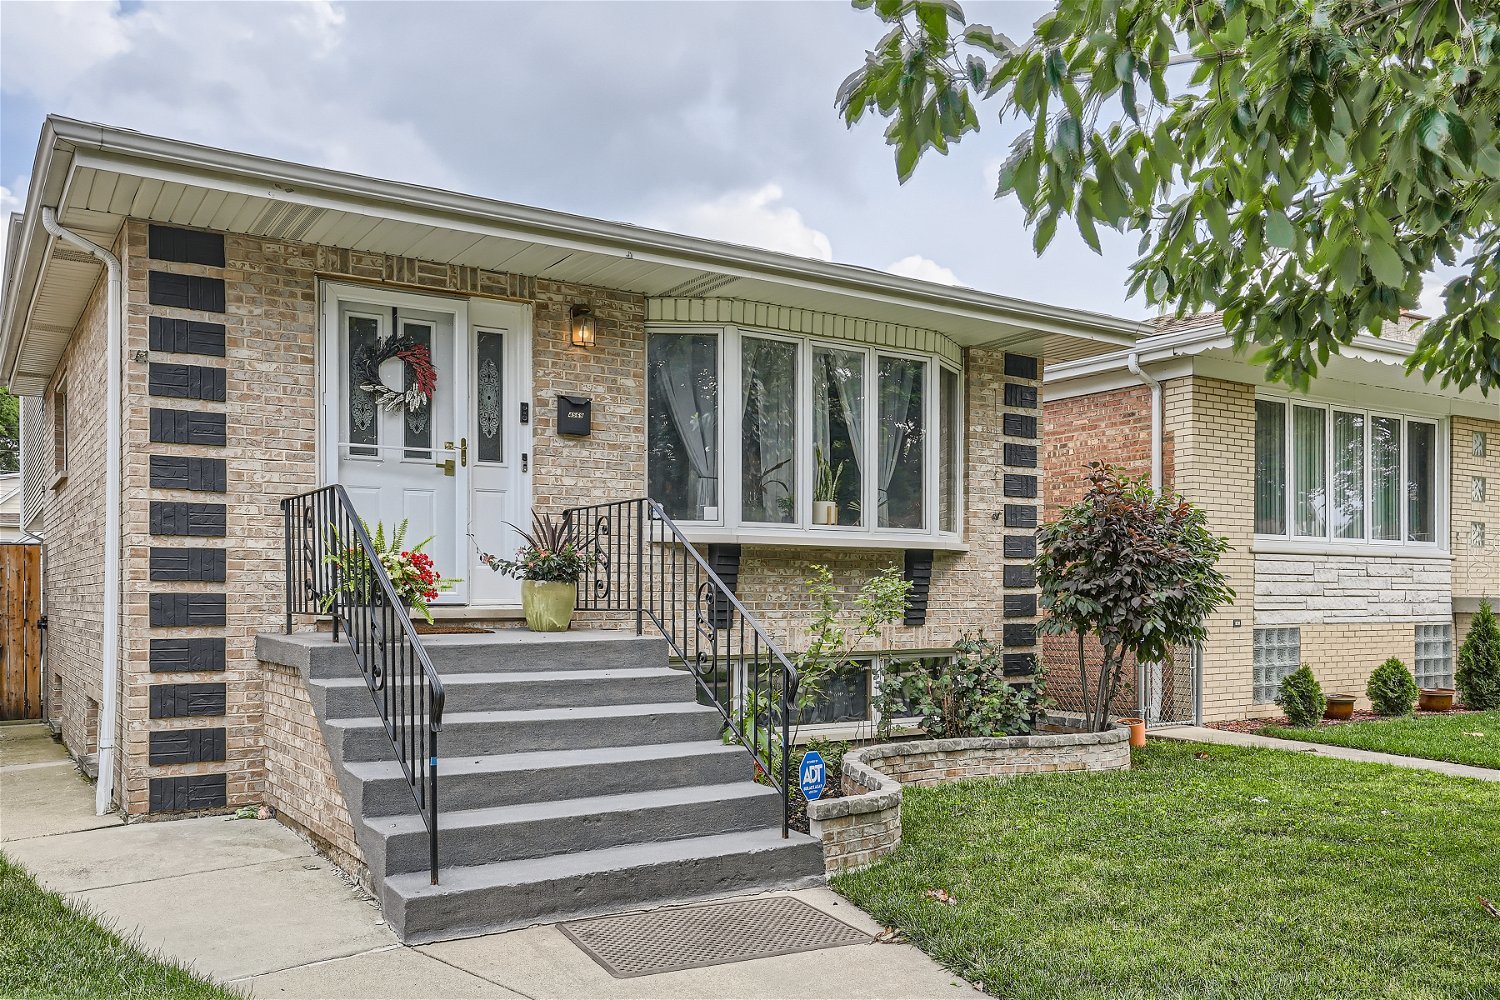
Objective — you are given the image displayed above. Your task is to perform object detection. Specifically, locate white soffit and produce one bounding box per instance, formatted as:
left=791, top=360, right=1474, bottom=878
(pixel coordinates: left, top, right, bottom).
left=4, top=118, right=1148, bottom=392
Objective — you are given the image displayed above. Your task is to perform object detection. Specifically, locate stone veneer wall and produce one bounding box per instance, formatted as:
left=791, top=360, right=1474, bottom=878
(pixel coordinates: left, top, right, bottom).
left=808, top=730, right=1130, bottom=874
left=1253, top=554, right=1452, bottom=625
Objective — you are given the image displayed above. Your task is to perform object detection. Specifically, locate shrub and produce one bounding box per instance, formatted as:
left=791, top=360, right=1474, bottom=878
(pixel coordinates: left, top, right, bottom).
left=1366, top=657, right=1418, bottom=716
left=1276, top=665, right=1325, bottom=728
left=1457, top=600, right=1500, bottom=709
left=884, top=631, right=1045, bottom=739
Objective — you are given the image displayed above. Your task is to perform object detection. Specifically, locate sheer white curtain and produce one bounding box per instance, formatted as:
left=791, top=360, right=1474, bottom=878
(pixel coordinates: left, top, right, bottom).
left=878, top=357, right=924, bottom=527
left=651, top=336, right=718, bottom=514
left=741, top=338, right=796, bottom=523
left=813, top=349, right=865, bottom=522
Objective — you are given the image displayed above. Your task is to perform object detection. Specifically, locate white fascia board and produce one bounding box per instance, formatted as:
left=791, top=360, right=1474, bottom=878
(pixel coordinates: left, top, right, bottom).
left=1043, top=358, right=1194, bottom=401
left=50, top=117, right=1147, bottom=348
left=1, top=123, right=76, bottom=389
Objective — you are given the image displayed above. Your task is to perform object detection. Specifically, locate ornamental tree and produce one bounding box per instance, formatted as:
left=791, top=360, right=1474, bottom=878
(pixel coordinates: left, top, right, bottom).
left=1457, top=598, right=1500, bottom=709
left=837, top=0, right=1500, bottom=392
left=1036, top=464, right=1234, bottom=731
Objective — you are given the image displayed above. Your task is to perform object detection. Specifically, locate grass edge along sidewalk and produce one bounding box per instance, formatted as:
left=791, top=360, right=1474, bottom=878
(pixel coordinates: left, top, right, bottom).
left=832, top=741, right=1500, bottom=1000
left=0, top=851, right=238, bottom=1000
left=1258, top=710, right=1500, bottom=771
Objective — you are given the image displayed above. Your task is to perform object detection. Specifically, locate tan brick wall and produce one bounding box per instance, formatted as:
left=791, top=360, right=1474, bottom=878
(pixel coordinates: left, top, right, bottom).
left=41, top=263, right=112, bottom=772
left=1296, top=622, right=1417, bottom=707
left=262, top=661, right=365, bottom=878
left=1451, top=415, right=1500, bottom=602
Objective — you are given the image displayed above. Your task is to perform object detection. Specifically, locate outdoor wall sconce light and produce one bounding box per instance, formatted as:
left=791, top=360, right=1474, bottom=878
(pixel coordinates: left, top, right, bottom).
left=570, top=305, right=596, bottom=348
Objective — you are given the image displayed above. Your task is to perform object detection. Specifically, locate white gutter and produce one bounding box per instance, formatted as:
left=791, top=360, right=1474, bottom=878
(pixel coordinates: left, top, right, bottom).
left=39, top=207, right=120, bottom=816
left=1126, top=352, right=1163, bottom=493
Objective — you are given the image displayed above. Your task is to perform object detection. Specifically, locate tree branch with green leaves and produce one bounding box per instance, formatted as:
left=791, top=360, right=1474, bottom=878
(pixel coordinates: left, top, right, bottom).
left=837, top=0, right=1500, bottom=392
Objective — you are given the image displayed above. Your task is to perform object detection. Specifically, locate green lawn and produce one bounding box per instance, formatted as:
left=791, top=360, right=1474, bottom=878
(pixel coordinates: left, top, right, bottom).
left=832, top=742, right=1500, bottom=1000
left=1260, top=710, right=1500, bottom=770
left=0, top=853, right=237, bottom=999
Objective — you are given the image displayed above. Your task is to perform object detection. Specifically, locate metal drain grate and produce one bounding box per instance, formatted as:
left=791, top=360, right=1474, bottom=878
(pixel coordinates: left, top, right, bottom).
left=558, top=895, right=871, bottom=978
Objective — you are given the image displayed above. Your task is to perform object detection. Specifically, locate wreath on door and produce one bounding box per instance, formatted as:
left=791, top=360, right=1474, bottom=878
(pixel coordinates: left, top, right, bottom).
left=353, top=334, right=438, bottom=414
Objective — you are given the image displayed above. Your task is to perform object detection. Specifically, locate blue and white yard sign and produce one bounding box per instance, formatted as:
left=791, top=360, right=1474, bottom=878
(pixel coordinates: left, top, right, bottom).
left=799, top=749, right=827, bottom=801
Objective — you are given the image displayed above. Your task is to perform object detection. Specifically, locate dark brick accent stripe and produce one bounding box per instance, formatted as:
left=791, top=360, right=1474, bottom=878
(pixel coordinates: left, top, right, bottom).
left=1003, top=593, right=1038, bottom=618
left=1003, top=383, right=1038, bottom=409
left=1003, top=413, right=1038, bottom=439
left=149, top=773, right=227, bottom=813
left=902, top=549, right=934, bottom=627
left=1004, top=474, right=1038, bottom=499
left=1004, top=354, right=1040, bottom=380
left=1003, top=443, right=1038, bottom=468
left=149, top=682, right=227, bottom=719
left=150, top=408, right=226, bottom=446
left=1003, top=623, right=1037, bottom=647
left=150, top=637, right=227, bottom=673
left=149, top=727, right=227, bottom=765
left=1003, top=565, right=1036, bottom=588
left=150, top=593, right=227, bottom=627
left=149, top=316, right=226, bottom=357
left=150, top=502, right=226, bottom=537
left=149, top=363, right=226, bottom=402
left=148, top=271, right=225, bottom=312
left=1003, top=535, right=1037, bottom=559
left=1004, top=505, right=1037, bottom=528
left=148, top=226, right=226, bottom=268
left=150, top=456, right=227, bottom=493
left=1002, top=652, right=1038, bottom=676
left=149, top=548, right=226, bottom=582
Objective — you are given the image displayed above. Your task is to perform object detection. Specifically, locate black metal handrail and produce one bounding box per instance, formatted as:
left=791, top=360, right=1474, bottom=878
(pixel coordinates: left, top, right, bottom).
left=282, top=485, right=446, bottom=884
left=562, top=498, right=797, bottom=837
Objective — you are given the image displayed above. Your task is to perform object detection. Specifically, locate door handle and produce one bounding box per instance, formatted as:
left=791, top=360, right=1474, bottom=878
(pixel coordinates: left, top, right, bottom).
left=442, top=439, right=469, bottom=468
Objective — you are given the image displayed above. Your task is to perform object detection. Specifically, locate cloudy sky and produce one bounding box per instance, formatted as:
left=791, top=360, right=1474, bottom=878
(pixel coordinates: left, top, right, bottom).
left=1, top=0, right=1164, bottom=318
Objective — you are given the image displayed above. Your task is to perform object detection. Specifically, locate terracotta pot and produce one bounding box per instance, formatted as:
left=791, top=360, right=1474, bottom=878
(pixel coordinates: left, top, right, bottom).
left=1419, top=688, right=1455, bottom=712
left=521, top=580, right=577, bottom=632
left=1324, top=694, right=1357, bottom=721
left=812, top=500, right=838, bottom=525
left=1118, top=717, right=1147, bottom=748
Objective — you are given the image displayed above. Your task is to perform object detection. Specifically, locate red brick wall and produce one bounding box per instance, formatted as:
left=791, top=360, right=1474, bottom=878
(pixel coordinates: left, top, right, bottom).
left=1042, top=384, right=1158, bottom=522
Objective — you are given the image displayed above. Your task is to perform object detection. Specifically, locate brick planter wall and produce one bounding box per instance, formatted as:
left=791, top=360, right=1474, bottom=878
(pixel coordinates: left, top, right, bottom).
left=807, top=730, right=1131, bottom=874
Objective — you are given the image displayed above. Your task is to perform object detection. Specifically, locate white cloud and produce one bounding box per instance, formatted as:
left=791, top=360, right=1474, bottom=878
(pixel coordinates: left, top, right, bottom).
left=649, top=184, right=834, bottom=261
left=885, top=254, right=961, bottom=286
left=0, top=2, right=130, bottom=95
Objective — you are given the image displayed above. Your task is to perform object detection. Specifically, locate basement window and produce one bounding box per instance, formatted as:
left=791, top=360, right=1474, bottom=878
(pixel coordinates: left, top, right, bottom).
left=1414, top=625, right=1453, bottom=690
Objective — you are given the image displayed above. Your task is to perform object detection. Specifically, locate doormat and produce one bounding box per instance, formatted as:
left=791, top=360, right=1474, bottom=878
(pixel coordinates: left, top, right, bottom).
left=557, top=895, right=871, bottom=978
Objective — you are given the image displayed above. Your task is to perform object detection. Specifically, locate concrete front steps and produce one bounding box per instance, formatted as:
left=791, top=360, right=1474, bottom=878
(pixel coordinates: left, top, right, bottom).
left=257, top=630, right=823, bottom=943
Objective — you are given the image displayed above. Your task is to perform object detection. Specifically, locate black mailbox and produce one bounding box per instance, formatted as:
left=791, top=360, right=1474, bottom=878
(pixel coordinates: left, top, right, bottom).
left=557, top=394, right=592, bottom=436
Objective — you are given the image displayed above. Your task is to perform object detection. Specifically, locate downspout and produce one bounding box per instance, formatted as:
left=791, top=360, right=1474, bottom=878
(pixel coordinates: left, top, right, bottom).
left=1126, top=351, right=1165, bottom=725
left=40, top=208, right=121, bottom=816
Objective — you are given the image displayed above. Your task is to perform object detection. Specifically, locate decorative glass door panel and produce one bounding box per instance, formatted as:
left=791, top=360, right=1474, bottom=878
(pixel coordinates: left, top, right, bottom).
left=466, top=300, right=531, bottom=606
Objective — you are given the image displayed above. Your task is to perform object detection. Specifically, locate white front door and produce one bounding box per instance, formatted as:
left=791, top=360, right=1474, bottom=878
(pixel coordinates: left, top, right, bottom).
left=322, top=283, right=532, bottom=608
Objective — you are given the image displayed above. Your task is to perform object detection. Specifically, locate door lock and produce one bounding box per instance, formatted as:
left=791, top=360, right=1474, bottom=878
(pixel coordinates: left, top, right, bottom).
left=442, top=439, right=468, bottom=468
left=435, top=457, right=455, bottom=476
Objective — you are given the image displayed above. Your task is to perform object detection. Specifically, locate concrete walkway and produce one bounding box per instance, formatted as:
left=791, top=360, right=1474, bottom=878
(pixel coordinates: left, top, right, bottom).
left=0, top=724, right=976, bottom=999
left=1155, top=725, right=1500, bottom=781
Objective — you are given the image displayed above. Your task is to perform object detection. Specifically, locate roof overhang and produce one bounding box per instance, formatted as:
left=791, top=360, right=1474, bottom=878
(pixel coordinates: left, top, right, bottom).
left=1045, top=321, right=1500, bottom=419
left=1, top=116, right=1148, bottom=394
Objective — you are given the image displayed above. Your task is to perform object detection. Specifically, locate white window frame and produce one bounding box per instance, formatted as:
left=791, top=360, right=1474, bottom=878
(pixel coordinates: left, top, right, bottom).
left=1254, top=391, right=1447, bottom=553
left=647, top=323, right=964, bottom=547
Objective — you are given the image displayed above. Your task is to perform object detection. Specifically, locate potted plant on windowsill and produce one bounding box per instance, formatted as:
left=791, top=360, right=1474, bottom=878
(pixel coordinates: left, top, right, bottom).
left=481, top=512, right=587, bottom=632
left=813, top=446, right=844, bottom=526
left=322, top=518, right=458, bottom=629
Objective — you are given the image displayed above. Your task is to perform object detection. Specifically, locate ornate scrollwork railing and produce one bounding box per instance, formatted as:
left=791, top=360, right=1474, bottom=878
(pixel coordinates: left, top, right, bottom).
left=562, top=498, right=798, bottom=837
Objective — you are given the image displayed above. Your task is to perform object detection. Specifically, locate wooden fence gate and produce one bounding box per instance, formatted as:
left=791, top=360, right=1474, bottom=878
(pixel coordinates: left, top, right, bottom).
left=1, top=544, right=43, bottom=721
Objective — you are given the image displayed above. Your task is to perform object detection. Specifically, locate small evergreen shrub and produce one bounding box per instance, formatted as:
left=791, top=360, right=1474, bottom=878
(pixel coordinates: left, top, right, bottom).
left=1457, top=600, right=1500, bottom=710
left=1276, top=665, right=1325, bottom=728
left=1367, top=657, right=1418, bottom=716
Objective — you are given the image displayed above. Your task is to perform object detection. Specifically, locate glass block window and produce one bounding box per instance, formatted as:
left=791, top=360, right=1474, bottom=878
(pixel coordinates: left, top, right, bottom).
left=1476, top=431, right=1489, bottom=458
left=1253, top=627, right=1301, bottom=704
left=1473, top=522, right=1487, bottom=548
left=1414, top=625, right=1453, bottom=689
left=1475, top=477, right=1488, bottom=504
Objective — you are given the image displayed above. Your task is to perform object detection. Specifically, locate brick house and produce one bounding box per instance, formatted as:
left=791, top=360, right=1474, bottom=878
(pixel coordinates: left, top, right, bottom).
left=1044, top=314, right=1500, bottom=724
left=1, top=117, right=1143, bottom=936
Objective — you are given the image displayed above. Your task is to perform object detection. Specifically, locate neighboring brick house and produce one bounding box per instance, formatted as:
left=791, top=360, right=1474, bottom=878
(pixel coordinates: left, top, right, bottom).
left=0, top=116, right=1145, bottom=824
left=1044, top=314, right=1500, bottom=723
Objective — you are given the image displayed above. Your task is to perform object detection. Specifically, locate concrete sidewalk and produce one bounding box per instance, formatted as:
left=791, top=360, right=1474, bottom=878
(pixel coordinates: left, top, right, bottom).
left=1155, top=725, right=1500, bottom=781
left=1, top=723, right=976, bottom=998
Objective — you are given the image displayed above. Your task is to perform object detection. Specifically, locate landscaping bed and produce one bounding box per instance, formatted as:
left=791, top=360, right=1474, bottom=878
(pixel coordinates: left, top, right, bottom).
left=832, top=741, right=1500, bottom=1000
left=1257, top=710, right=1500, bottom=770
left=0, top=852, right=235, bottom=999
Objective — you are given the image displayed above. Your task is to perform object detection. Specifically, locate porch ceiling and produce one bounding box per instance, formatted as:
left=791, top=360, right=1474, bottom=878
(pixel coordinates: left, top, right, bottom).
left=3, top=117, right=1148, bottom=395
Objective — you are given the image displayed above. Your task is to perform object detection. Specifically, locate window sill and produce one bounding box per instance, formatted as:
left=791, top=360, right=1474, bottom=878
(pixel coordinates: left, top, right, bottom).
left=790, top=720, right=925, bottom=745
left=49, top=470, right=68, bottom=491
left=674, top=526, right=968, bottom=553
left=1251, top=537, right=1452, bottom=560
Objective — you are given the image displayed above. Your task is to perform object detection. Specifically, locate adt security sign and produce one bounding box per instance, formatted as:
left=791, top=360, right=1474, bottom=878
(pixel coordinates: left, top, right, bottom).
left=799, top=750, right=827, bottom=801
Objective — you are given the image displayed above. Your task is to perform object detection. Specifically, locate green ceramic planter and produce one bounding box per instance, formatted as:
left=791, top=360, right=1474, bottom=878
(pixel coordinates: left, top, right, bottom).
left=522, top=580, right=577, bottom=632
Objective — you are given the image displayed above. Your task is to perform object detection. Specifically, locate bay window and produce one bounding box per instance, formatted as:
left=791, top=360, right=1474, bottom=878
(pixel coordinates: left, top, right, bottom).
left=1254, top=395, right=1441, bottom=547
left=647, top=327, right=962, bottom=542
